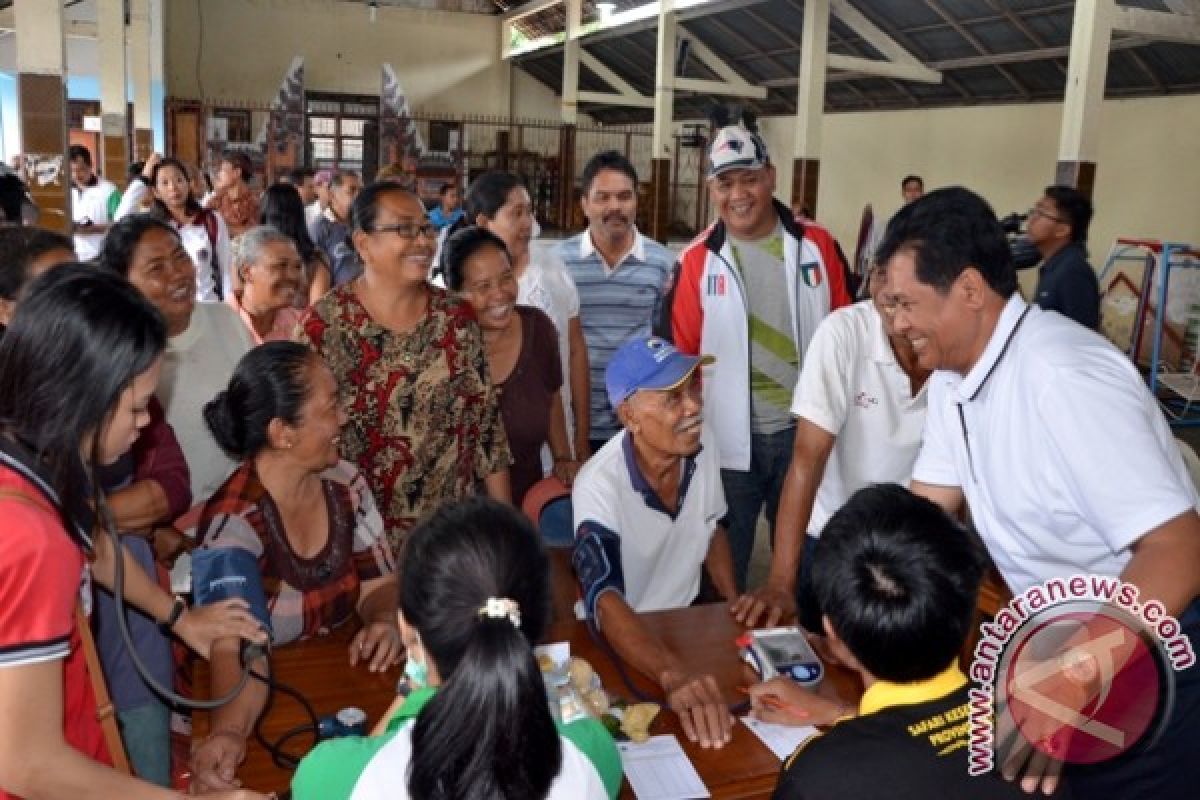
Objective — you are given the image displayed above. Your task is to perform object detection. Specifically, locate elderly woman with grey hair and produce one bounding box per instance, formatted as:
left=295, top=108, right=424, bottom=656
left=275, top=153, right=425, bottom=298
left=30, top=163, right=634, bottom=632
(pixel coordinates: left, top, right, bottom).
left=227, top=225, right=306, bottom=344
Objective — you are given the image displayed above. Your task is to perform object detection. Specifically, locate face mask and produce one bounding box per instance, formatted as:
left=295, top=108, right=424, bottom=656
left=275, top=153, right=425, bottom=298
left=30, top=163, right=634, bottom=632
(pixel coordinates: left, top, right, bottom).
left=404, top=650, right=428, bottom=689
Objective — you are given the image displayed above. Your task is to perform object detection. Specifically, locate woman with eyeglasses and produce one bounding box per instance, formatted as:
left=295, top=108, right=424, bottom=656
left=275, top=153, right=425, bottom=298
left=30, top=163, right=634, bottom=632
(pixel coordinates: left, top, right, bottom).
left=297, top=182, right=511, bottom=554
left=291, top=496, right=620, bottom=800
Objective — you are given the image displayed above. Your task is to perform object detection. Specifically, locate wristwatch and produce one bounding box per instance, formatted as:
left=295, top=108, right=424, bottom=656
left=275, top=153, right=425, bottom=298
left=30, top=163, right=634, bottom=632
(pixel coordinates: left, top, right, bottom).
left=159, top=594, right=187, bottom=634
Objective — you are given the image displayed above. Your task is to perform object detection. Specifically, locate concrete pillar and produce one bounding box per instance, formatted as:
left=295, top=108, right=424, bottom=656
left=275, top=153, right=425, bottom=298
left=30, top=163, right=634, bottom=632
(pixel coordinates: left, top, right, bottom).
left=14, top=0, right=69, bottom=233
left=791, top=0, right=829, bottom=216
left=1056, top=0, right=1112, bottom=199
left=648, top=0, right=676, bottom=244
left=98, top=0, right=129, bottom=189
left=129, top=0, right=154, bottom=159
left=561, top=0, right=581, bottom=125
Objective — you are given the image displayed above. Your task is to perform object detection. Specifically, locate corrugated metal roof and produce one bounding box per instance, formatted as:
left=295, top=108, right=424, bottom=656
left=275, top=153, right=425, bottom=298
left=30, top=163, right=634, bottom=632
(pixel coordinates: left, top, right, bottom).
left=505, top=0, right=1200, bottom=123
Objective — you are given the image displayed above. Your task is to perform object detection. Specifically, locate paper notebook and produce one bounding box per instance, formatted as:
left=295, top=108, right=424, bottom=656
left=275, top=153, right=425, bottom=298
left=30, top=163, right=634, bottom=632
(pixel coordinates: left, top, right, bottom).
left=618, top=734, right=710, bottom=799
left=740, top=714, right=820, bottom=761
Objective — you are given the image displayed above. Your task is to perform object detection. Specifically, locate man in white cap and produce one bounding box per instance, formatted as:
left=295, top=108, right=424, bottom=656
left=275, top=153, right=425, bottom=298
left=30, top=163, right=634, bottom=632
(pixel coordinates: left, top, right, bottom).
left=573, top=335, right=736, bottom=751
left=671, top=108, right=852, bottom=607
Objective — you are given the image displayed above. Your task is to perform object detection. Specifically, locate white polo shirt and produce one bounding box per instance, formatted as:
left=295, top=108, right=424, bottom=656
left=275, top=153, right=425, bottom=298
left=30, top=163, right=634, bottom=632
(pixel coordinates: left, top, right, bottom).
left=913, top=294, right=1197, bottom=594
left=572, top=427, right=727, bottom=612
left=71, top=177, right=118, bottom=260
left=791, top=299, right=928, bottom=536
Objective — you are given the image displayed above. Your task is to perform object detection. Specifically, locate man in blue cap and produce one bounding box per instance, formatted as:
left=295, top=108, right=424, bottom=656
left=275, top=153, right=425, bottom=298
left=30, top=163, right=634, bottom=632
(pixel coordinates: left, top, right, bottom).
left=573, top=335, right=737, bottom=750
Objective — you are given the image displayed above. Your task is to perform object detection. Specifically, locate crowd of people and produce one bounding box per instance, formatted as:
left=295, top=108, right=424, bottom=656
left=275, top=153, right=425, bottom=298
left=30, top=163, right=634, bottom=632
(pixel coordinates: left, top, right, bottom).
left=0, top=105, right=1195, bottom=800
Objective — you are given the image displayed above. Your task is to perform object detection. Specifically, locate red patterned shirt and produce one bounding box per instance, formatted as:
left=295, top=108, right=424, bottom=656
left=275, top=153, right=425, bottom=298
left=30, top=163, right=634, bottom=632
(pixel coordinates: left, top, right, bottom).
left=297, top=284, right=510, bottom=551
left=188, top=460, right=395, bottom=645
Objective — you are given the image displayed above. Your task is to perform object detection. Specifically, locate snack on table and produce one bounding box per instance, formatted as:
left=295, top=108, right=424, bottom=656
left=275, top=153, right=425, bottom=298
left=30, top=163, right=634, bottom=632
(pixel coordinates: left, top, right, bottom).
left=536, top=652, right=557, bottom=673
left=583, top=687, right=610, bottom=716
left=619, top=702, right=661, bottom=743
left=568, top=656, right=596, bottom=691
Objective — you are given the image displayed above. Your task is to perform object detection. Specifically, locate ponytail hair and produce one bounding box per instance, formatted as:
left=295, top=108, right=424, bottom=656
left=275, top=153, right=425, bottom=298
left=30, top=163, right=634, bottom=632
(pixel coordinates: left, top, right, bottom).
left=402, top=496, right=561, bottom=800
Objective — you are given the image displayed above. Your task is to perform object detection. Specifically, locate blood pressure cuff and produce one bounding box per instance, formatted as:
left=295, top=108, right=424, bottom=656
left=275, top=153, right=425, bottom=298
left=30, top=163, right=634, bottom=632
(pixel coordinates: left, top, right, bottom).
left=192, top=546, right=273, bottom=638
left=572, top=520, right=626, bottom=622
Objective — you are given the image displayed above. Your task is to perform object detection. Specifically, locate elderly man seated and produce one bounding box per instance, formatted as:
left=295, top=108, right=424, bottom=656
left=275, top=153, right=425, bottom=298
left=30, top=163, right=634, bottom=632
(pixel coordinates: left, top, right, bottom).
left=572, top=336, right=736, bottom=750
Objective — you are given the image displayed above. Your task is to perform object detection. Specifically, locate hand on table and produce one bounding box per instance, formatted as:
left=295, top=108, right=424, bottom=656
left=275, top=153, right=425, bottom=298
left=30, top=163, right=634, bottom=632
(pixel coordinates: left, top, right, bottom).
left=729, top=582, right=796, bottom=628
left=552, top=459, right=583, bottom=487
left=747, top=677, right=852, bottom=727
left=176, top=599, right=268, bottom=661
left=662, top=671, right=734, bottom=749
left=190, top=729, right=247, bottom=794
left=349, top=621, right=404, bottom=672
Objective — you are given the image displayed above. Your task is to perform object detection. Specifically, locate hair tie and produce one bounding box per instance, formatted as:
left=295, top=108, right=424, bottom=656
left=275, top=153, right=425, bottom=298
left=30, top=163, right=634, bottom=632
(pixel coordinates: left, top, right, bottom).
left=478, top=597, right=521, bottom=628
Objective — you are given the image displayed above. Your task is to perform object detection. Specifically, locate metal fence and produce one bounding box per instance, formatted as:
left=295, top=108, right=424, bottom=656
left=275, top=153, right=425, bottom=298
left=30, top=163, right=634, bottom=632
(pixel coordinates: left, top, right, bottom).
left=165, top=97, right=705, bottom=236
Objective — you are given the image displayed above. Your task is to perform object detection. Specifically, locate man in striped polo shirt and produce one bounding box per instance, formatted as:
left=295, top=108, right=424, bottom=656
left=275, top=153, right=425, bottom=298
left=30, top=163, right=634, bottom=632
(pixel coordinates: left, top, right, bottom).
left=557, top=151, right=676, bottom=457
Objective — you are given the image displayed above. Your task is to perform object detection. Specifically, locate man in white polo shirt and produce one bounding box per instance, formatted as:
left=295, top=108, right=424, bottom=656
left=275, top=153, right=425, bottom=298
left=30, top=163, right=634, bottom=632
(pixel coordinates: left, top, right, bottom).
left=573, top=336, right=736, bottom=751
left=732, top=256, right=930, bottom=627
left=882, top=187, right=1200, bottom=799
left=69, top=144, right=119, bottom=260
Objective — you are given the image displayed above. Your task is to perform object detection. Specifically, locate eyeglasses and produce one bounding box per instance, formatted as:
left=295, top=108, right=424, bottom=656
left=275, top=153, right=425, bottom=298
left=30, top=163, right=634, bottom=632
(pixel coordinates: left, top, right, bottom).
left=370, top=221, right=438, bottom=240
left=1027, top=206, right=1066, bottom=225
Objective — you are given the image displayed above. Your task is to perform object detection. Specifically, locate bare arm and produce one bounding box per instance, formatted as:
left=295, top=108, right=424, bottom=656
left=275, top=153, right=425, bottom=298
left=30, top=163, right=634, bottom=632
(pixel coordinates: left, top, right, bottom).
left=547, top=390, right=582, bottom=486
left=190, top=638, right=269, bottom=793
left=567, top=316, right=591, bottom=458
left=1121, top=510, right=1200, bottom=618
left=731, top=419, right=834, bottom=626
left=105, top=480, right=169, bottom=533
left=595, top=592, right=733, bottom=749
left=483, top=468, right=512, bottom=505
left=910, top=480, right=966, bottom=517
left=0, top=658, right=266, bottom=799
left=350, top=574, right=403, bottom=672
left=704, top=527, right=738, bottom=603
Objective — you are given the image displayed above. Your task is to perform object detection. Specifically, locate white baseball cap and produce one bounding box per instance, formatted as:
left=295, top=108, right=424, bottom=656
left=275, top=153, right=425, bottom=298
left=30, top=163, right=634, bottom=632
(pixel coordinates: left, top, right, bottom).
left=707, top=124, right=769, bottom=179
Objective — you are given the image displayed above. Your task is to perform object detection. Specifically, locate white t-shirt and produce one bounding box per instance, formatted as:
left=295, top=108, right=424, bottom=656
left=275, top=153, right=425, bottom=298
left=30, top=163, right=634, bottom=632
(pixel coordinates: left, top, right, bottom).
left=913, top=295, right=1198, bottom=594
left=572, top=428, right=727, bottom=612
left=71, top=178, right=118, bottom=260
left=157, top=302, right=255, bottom=504
left=519, top=250, right=582, bottom=457
left=791, top=300, right=927, bottom=536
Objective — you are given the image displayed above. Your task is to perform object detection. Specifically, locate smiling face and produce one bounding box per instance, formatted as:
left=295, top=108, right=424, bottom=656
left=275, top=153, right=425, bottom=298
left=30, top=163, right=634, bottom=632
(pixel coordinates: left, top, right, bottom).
left=458, top=242, right=517, bottom=335
left=477, top=186, right=533, bottom=265
left=580, top=168, right=637, bottom=243
left=620, top=370, right=705, bottom=458
left=353, top=190, right=436, bottom=285
left=241, top=239, right=304, bottom=313
left=885, top=248, right=980, bottom=374
left=93, top=358, right=162, bottom=465
left=709, top=164, right=777, bottom=240
left=276, top=357, right=347, bottom=472
left=154, top=164, right=192, bottom=213
left=126, top=226, right=196, bottom=336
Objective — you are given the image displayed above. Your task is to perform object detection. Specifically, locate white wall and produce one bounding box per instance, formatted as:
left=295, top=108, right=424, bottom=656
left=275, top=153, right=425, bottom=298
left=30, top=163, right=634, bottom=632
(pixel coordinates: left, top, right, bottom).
left=751, top=95, right=1200, bottom=268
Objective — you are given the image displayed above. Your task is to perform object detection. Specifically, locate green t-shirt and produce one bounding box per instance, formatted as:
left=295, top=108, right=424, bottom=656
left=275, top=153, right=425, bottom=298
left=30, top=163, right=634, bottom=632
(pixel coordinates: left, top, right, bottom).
left=292, top=687, right=622, bottom=800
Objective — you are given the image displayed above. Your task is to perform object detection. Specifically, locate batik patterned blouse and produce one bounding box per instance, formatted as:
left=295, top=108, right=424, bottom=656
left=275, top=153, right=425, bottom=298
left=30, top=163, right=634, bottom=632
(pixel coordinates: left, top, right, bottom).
left=297, top=283, right=510, bottom=550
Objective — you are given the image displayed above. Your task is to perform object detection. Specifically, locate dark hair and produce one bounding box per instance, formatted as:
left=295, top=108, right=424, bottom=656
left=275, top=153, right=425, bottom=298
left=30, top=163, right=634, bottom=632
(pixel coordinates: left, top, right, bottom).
left=286, top=167, right=315, bottom=185
left=438, top=182, right=456, bottom=197
left=402, top=497, right=561, bottom=800
left=260, top=183, right=317, bottom=263
left=222, top=151, right=254, bottom=183
left=350, top=181, right=418, bottom=234
left=1043, top=185, right=1092, bottom=244
left=901, top=174, right=923, bottom=191
left=0, top=174, right=30, bottom=224
left=0, top=265, right=166, bottom=534
left=876, top=186, right=1017, bottom=298
left=580, top=150, right=638, bottom=195
left=149, top=157, right=203, bottom=218
left=96, top=214, right=182, bottom=278
left=809, top=484, right=983, bottom=683
left=128, top=160, right=146, bottom=179
left=463, top=171, right=523, bottom=226
left=203, top=341, right=314, bottom=460
left=68, top=144, right=93, bottom=166
left=0, top=227, right=74, bottom=300
left=441, top=226, right=511, bottom=292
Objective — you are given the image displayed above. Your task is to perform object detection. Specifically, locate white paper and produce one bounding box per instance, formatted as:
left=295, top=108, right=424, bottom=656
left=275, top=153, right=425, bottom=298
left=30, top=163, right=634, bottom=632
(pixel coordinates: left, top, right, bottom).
left=618, top=735, right=710, bottom=800
left=740, top=715, right=820, bottom=761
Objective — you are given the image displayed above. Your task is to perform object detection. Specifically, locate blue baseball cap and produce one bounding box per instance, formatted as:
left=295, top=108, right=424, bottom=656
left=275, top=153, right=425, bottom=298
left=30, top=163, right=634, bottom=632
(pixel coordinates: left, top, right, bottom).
left=606, top=336, right=714, bottom=410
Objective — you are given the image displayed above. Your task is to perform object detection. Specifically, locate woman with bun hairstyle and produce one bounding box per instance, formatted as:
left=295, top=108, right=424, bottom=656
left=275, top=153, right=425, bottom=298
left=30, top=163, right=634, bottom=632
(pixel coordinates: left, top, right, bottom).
left=188, top=341, right=401, bottom=794
left=0, top=265, right=267, bottom=800
left=292, top=496, right=621, bottom=800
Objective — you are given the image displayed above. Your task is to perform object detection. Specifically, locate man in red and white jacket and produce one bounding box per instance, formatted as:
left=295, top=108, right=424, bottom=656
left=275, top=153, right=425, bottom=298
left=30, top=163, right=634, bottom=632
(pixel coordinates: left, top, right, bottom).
left=671, top=113, right=851, bottom=612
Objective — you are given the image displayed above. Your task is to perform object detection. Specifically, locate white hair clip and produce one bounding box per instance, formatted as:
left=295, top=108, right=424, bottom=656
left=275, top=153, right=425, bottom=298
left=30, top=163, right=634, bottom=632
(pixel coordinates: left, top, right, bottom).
left=478, top=596, right=521, bottom=628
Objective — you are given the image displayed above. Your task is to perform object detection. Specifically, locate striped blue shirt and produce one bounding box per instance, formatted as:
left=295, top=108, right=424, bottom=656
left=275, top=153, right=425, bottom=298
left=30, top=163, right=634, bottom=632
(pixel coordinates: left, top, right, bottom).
left=557, top=229, right=676, bottom=440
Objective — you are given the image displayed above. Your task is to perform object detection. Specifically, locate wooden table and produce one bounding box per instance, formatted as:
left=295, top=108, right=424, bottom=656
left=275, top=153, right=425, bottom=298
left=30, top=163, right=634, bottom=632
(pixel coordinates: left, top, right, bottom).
left=194, top=605, right=861, bottom=799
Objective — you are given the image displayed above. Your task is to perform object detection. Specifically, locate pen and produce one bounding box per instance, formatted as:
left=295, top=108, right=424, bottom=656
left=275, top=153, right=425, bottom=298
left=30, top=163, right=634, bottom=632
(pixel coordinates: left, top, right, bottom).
left=737, top=686, right=810, bottom=720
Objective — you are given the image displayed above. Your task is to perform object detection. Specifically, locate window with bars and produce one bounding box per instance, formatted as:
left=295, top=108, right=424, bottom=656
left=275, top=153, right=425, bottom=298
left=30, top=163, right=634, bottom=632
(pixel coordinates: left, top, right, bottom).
left=305, top=92, right=379, bottom=179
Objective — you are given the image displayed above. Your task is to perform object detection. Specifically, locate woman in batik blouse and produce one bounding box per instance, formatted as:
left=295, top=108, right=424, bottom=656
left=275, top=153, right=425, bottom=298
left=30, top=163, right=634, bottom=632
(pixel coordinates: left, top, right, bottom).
left=296, top=181, right=511, bottom=553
